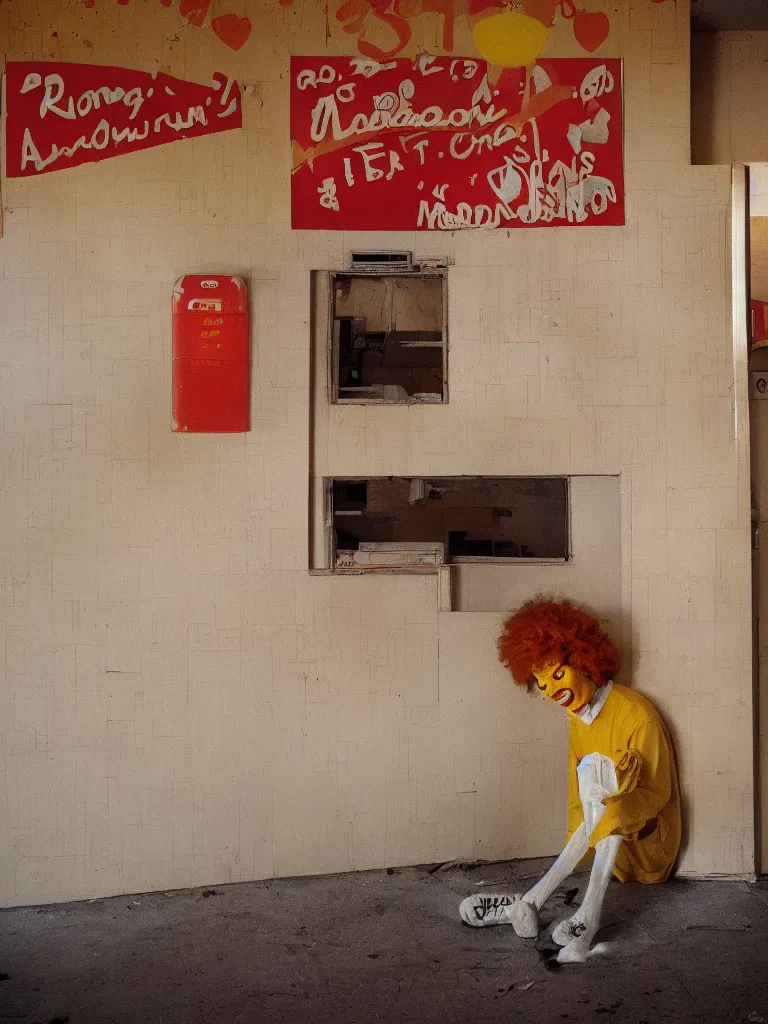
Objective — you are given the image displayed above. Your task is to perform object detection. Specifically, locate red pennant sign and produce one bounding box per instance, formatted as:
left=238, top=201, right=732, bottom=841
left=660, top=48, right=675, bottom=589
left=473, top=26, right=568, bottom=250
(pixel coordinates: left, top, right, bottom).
left=291, top=56, right=624, bottom=231
left=5, top=62, right=242, bottom=178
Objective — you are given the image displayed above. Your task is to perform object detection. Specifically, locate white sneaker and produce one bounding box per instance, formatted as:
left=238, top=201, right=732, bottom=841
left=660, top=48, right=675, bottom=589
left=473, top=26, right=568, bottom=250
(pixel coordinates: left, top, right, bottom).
left=552, top=914, right=595, bottom=961
left=556, top=934, right=593, bottom=963
left=459, top=893, right=512, bottom=926
left=552, top=914, right=586, bottom=946
left=459, top=893, right=539, bottom=937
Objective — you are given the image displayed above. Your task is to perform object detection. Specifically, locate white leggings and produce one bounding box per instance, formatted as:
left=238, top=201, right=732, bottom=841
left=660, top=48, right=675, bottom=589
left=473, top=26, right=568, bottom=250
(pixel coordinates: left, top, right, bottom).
left=523, top=752, right=619, bottom=913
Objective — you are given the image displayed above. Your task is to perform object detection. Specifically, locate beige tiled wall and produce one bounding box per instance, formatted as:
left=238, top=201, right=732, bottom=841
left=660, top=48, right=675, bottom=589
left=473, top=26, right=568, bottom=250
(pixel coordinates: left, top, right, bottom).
left=692, top=31, right=768, bottom=165
left=0, top=0, right=756, bottom=906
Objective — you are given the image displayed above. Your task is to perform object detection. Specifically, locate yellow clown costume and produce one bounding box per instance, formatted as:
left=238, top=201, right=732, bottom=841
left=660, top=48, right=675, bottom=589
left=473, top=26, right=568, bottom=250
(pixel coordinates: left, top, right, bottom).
left=459, top=598, right=684, bottom=963
left=566, top=681, right=681, bottom=884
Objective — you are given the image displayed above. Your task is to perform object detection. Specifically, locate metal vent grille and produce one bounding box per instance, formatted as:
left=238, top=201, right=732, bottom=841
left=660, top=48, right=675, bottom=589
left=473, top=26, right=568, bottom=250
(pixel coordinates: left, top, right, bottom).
left=349, top=250, right=412, bottom=271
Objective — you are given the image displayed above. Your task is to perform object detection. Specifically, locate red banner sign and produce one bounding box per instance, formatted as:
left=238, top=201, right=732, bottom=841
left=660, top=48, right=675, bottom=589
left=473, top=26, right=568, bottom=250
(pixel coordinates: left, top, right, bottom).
left=5, top=62, right=242, bottom=178
left=291, top=56, right=623, bottom=231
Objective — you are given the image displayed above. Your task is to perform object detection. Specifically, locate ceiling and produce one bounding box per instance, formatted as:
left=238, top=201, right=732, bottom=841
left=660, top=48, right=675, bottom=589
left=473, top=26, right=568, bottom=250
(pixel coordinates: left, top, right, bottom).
left=692, top=0, right=768, bottom=32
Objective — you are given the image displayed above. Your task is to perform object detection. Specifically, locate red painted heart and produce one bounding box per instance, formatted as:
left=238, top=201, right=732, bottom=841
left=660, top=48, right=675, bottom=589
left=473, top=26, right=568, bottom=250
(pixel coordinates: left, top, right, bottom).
left=212, top=13, right=251, bottom=50
left=522, top=0, right=557, bottom=27
left=179, top=0, right=211, bottom=25
left=572, top=9, right=609, bottom=52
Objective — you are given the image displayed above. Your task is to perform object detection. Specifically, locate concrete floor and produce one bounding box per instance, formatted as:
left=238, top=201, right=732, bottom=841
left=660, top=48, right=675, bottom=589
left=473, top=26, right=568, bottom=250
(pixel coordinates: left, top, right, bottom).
left=1, top=859, right=767, bottom=1024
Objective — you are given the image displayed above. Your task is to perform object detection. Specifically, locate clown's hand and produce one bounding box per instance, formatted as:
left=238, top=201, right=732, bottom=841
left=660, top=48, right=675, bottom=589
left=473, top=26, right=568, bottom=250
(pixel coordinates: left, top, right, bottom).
left=613, top=748, right=642, bottom=795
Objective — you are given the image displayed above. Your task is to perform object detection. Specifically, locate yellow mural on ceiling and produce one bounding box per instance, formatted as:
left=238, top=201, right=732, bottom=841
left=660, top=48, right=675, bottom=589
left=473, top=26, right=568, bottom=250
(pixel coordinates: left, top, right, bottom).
left=472, top=8, right=552, bottom=67
left=72, top=0, right=674, bottom=55
left=299, top=0, right=674, bottom=64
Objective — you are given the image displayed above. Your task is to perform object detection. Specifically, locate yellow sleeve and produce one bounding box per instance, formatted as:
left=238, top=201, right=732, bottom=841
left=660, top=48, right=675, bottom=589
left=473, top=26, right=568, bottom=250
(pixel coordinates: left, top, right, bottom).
left=566, top=732, right=584, bottom=842
left=590, top=714, right=672, bottom=845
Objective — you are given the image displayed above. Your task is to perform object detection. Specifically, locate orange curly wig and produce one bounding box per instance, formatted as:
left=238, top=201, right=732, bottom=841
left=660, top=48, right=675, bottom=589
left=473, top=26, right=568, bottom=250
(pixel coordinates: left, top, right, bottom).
left=498, top=597, right=620, bottom=690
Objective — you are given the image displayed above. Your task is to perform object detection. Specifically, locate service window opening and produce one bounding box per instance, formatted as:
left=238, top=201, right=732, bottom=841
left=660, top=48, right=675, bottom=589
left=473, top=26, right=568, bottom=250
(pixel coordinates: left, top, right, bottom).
left=330, top=477, right=569, bottom=570
left=331, top=273, right=447, bottom=405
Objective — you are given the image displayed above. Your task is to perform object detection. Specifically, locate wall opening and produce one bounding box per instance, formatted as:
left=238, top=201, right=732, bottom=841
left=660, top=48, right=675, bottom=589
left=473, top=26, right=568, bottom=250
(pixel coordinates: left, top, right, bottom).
left=452, top=475, right=621, bottom=614
left=330, top=272, right=447, bottom=404
left=329, top=476, right=569, bottom=570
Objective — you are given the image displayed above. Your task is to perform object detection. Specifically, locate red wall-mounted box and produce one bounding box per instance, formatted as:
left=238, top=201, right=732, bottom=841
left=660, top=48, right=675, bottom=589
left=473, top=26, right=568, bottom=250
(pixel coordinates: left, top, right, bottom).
left=753, top=299, right=768, bottom=349
left=172, top=275, right=249, bottom=432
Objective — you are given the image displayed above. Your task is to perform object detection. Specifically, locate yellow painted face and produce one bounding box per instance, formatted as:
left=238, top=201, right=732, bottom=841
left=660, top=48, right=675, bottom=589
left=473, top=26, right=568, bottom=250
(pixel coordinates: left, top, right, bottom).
left=532, top=663, right=596, bottom=713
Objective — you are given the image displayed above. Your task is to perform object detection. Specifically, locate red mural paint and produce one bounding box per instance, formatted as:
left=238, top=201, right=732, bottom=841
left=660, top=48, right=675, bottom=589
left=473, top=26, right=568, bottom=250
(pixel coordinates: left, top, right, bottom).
left=522, top=0, right=556, bottom=26
left=572, top=9, right=609, bottom=51
left=211, top=13, right=252, bottom=49
left=290, top=55, right=624, bottom=231
left=469, top=0, right=506, bottom=13
left=179, top=0, right=212, bottom=26
left=5, top=62, right=242, bottom=178
left=337, top=0, right=413, bottom=60
left=753, top=301, right=768, bottom=347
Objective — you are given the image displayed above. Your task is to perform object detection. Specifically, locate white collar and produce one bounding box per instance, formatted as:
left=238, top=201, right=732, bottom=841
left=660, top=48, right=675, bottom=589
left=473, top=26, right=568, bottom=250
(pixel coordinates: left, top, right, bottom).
left=571, top=680, right=613, bottom=725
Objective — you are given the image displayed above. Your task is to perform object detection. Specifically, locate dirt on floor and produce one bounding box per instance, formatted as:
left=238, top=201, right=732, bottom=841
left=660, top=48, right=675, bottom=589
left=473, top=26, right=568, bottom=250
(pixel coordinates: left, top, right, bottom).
left=0, top=858, right=766, bottom=1024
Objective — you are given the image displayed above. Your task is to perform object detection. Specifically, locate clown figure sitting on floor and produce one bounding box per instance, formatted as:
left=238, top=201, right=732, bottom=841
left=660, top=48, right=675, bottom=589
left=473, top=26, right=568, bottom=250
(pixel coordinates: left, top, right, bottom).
left=459, top=598, right=681, bottom=964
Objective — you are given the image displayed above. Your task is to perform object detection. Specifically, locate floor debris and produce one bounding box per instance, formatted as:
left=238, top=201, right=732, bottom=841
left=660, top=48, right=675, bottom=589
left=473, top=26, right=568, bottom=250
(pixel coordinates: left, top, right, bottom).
left=0, top=863, right=764, bottom=1023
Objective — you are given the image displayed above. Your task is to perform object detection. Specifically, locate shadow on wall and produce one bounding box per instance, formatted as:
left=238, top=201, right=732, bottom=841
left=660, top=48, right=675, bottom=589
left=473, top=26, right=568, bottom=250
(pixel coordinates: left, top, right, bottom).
left=624, top=624, right=691, bottom=875
left=690, top=33, right=720, bottom=165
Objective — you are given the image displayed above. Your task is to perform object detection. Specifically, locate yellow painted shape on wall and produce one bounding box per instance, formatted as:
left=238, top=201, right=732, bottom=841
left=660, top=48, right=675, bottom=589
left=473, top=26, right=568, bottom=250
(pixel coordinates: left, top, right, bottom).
left=472, top=10, right=550, bottom=68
